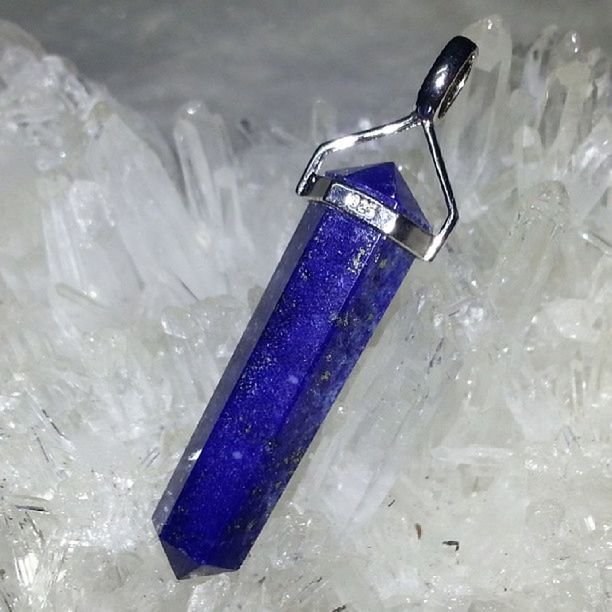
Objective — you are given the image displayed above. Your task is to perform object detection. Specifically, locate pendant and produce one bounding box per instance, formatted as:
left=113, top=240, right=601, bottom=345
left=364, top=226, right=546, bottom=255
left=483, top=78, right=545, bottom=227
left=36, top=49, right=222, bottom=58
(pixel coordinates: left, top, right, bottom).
left=154, top=36, right=478, bottom=578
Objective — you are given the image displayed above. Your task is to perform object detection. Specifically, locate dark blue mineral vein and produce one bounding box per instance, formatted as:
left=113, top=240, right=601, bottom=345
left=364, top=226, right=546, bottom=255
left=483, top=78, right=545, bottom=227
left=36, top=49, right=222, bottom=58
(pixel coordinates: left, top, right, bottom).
left=154, top=162, right=430, bottom=578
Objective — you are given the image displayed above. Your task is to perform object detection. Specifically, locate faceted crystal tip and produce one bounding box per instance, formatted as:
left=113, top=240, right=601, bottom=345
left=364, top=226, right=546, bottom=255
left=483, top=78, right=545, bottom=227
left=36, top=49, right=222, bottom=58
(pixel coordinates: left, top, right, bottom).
left=329, top=162, right=430, bottom=232
left=160, top=540, right=231, bottom=580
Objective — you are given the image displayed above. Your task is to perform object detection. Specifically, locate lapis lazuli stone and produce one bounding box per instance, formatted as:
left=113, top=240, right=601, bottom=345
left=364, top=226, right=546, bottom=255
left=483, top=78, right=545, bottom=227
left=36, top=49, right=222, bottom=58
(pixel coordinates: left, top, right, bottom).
left=154, top=162, right=429, bottom=578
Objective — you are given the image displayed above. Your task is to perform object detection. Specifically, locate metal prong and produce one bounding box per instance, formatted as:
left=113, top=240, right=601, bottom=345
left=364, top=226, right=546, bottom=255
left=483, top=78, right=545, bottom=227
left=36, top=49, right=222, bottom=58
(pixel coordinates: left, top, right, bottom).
left=295, top=35, right=478, bottom=261
left=296, top=111, right=421, bottom=198
left=420, top=119, right=458, bottom=261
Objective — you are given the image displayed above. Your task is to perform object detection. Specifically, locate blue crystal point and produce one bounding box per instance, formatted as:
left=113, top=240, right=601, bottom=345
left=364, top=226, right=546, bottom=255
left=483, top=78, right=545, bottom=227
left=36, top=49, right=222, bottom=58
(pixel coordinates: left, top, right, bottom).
left=154, top=163, right=429, bottom=578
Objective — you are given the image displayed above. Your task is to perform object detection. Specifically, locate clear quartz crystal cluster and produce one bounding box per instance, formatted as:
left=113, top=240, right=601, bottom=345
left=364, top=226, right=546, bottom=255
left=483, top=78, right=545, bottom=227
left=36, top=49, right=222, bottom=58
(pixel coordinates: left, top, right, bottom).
left=0, top=15, right=610, bottom=612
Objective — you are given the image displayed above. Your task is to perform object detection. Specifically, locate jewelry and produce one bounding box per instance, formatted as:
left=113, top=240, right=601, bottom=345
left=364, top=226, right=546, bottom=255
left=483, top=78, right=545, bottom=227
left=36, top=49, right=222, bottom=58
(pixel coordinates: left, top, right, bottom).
left=154, top=36, right=478, bottom=578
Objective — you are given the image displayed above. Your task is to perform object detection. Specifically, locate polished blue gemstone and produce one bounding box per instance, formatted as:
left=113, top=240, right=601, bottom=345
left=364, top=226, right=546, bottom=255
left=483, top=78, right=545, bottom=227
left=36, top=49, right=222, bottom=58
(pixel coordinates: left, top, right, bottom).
left=154, top=162, right=429, bottom=578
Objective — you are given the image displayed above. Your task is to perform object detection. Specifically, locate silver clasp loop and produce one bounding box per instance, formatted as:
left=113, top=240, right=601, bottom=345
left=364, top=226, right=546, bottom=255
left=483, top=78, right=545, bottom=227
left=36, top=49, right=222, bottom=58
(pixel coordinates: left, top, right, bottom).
left=296, top=36, right=478, bottom=262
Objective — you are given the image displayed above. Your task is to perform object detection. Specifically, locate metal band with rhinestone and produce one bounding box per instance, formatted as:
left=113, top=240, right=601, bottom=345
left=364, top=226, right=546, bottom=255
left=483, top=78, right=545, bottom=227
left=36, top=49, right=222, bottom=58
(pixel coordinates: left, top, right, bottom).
left=306, top=175, right=433, bottom=260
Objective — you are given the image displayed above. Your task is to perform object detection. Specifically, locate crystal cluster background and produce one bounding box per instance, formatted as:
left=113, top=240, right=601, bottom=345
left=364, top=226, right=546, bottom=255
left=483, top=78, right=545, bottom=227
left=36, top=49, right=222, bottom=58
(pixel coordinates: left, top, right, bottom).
left=0, top=9, right=611, bottom=612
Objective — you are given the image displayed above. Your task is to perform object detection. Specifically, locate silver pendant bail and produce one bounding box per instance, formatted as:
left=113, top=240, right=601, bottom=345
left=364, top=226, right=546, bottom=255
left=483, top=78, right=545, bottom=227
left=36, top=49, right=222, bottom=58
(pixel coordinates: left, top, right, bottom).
left=296, top=36, right=478, bottom=262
